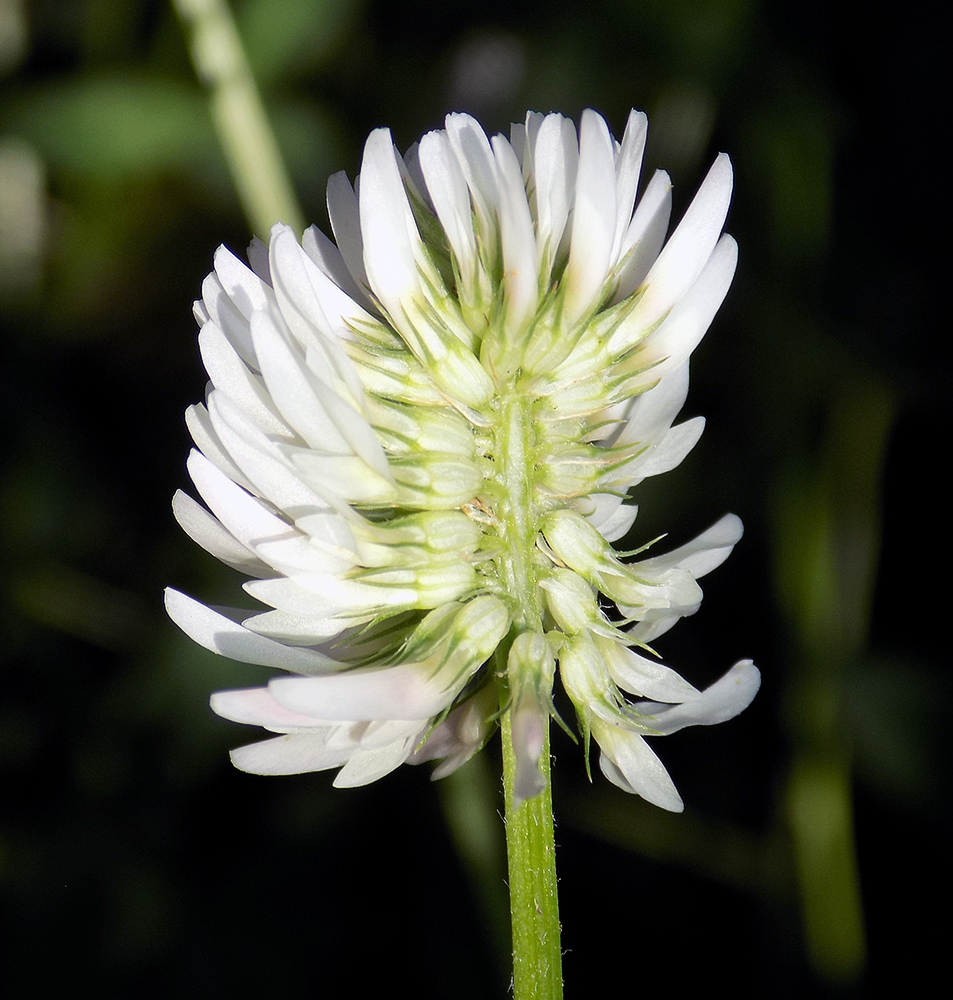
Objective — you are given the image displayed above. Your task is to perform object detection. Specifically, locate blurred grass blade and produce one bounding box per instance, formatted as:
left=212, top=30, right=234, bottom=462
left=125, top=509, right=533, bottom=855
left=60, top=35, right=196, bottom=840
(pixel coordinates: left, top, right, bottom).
left=787, top=755, right=866, bottom=984
left=173, top=0, right=304, bottom=238
left=775, top=379, right=894, bottom=985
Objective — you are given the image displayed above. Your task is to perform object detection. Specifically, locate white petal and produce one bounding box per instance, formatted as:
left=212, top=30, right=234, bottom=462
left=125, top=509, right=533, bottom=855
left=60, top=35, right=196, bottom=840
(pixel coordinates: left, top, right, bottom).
left=246, top=235, right=270, bottom=281
left=626, top=609, right=684, bottom=645
left=185, top=402, right=257, bottom=493
left=614, top=169, right=672, bottom=300
left=171, top=489, right=270, bottom=577
left=530, top=113, right=578, bottom=277
left=207, top=391, right=340, bottom=514
left=269, top=662, right=460, bottom=721
left=301, top=223, right=372, bottom=310
left=409, top=685, right=496, bottom=777
left=614, top=566, right=703, bottom=620
left=240, top=576, right=346, bottom=618
left=295, top=509, right=359, bottom=552
left=418, top=129, right=477, bottom=279
left=356, top=718, right=427, bottom=750
left=634, top=152, right=733, bottom=325
left=611, top=109, right=648, bottom=260
left=244, top=574, right=408, bottom=618
left=211, top=686, right=326, bottom=731
left=198, top=320, right=288, bottom=435
left=399, top=140, right=429, bottom=208
left=267, top=225, right=367, bottom=404
left=615, top=360, right=691, bottom=447
left=164, top=588, right=339, bottom=673
left=201, top=271, right=257, bottom=368
left=192, top=296, right=209, bottom=327
left=213, top=244, right=273, bottom=319
left=230, top=732, right=353, bottom=775
left=511, top=698, right=547, bottom=804
left=510, top=117, right=529, bottom=166
left=326, top=169, right=369, bottom=289
left=636, top=660, right=761, bottom=734
left=629, top=233, right=738, bottom=381
left=186, top=448, right=306, bottom=561
left=604, top=645, right=701, bottom=702
left=612, top=417, right=705, bottom=486
left=593, top=499, right=639, bottom=543
left=593, top=720, right=684, bottom=811
left=359, top=128, right=423, bottom=317
left=445, top=113, right=499, bottom=243
left=241, top=609, right=356, bottom=645
left=332, top=735, right=419, bottom=787
left=638, top=513, right=743, bottom=579
left=307, top=379, right=393, bottom=483
left=564, top=109, right=617, bottom=322
left=250, top=307, right=352, bottom=453
left=252, top=530, right=356, bottom=578
left=286, top=449, right=395, bottom=504
left=492, top=134, right=538, bottom=333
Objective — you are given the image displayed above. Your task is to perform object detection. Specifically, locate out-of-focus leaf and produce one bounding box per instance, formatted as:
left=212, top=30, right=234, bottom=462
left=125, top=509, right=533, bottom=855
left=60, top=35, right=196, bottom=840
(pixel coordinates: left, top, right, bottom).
left=4, top=75, right=223, bottom=179
left=237, top=0, right=364, bottom=86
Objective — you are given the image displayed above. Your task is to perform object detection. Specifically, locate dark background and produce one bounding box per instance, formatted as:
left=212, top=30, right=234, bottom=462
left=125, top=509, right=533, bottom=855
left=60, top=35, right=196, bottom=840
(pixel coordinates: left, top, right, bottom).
left=1, top=1, right=947, bottom=997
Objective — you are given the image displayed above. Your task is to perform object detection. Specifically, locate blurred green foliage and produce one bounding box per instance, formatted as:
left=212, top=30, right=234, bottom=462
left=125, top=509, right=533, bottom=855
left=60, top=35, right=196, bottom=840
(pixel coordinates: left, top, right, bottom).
left=1, top=1, right=947, bottom=998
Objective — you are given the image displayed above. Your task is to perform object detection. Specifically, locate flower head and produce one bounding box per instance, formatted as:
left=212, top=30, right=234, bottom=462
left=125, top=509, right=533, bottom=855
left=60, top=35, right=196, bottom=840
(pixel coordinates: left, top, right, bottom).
left=167, top=107, right=759, bottom=811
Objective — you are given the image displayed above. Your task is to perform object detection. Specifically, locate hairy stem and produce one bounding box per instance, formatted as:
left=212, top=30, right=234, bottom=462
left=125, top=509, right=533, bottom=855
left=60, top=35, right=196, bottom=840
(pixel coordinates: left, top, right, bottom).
left=501, top=707, right=563, bottom=999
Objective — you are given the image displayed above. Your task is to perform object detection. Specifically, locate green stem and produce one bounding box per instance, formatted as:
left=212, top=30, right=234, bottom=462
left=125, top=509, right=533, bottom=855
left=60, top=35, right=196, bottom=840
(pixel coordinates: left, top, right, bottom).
left=173, top=0, right=305, bottom=237
left=501, top=707, right=563, bottom=1000
left=490, top=385, right=562, bottom=997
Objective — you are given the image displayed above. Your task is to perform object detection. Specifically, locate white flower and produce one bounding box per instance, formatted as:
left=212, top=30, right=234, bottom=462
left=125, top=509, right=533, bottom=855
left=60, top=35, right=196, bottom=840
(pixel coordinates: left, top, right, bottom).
left=167, top=107, right=759, bottom=808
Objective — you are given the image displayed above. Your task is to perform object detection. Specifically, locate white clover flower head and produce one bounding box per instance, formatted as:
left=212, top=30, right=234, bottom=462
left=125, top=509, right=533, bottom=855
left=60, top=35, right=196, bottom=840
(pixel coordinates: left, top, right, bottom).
left=166, top=107, right=759, bottom=811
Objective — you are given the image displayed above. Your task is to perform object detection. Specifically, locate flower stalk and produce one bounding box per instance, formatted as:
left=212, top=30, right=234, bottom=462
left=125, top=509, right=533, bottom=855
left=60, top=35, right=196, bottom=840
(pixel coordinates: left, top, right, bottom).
left=501, top=697, right=562, bottom=1000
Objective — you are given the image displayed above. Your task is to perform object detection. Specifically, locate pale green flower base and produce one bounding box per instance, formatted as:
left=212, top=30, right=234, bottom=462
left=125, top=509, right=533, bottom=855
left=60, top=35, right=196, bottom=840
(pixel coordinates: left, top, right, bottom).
left=501, top=711, right=563, bottom=1000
